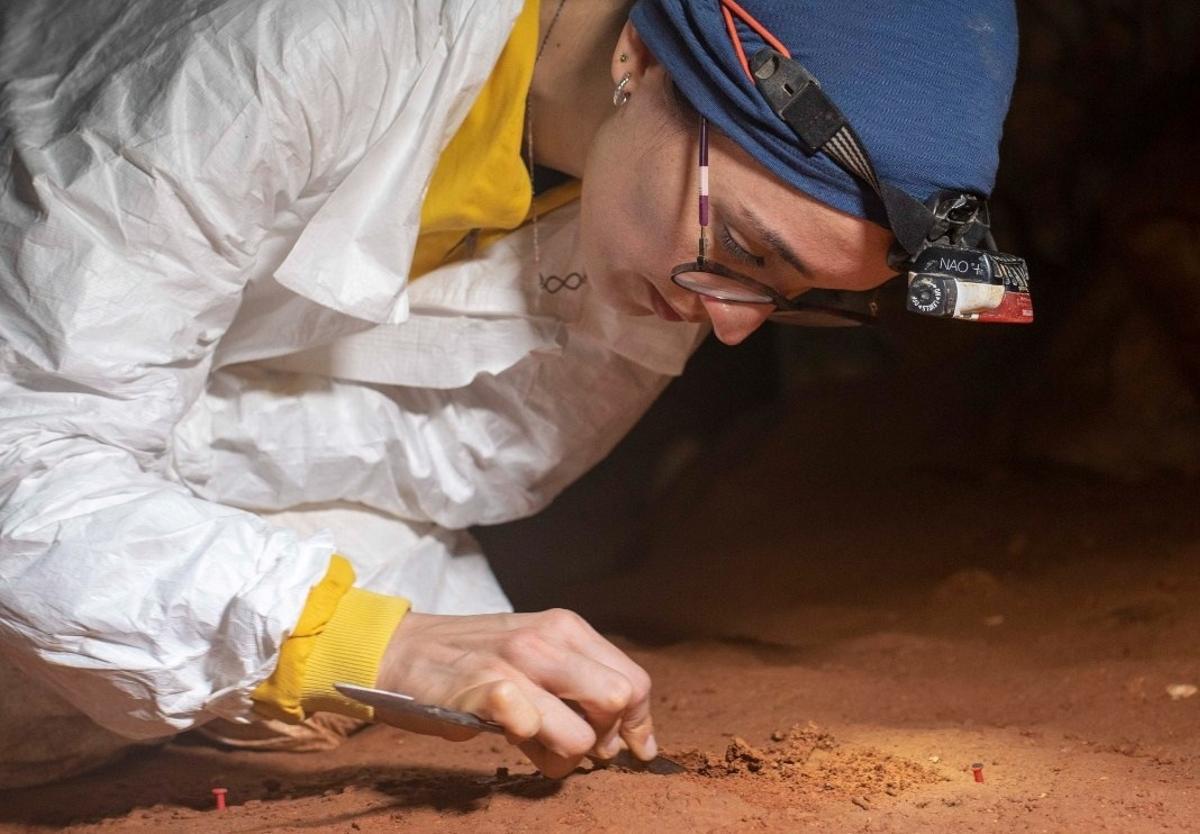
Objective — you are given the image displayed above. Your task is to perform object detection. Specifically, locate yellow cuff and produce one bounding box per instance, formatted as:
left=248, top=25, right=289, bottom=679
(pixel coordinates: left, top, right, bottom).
left=297, top=586, right=411, bottom=719
left=252, top=555, right=411, bottom=723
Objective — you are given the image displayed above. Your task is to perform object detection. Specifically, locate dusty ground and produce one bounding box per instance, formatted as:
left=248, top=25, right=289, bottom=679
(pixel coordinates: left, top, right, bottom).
left=2, top=383, right=1197, bottom=833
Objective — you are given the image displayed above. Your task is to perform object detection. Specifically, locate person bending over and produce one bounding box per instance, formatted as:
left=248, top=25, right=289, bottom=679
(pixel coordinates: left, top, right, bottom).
left=0, top=0, right=1022, bottom=786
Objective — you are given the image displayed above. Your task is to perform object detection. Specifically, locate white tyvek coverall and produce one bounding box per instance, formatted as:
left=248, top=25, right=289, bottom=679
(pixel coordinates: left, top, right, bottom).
left=0, top=0, right=703, bottom=782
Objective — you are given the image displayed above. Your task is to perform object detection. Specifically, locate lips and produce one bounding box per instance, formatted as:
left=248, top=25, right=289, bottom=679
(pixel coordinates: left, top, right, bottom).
left=649, top=284, right=683, bottom=322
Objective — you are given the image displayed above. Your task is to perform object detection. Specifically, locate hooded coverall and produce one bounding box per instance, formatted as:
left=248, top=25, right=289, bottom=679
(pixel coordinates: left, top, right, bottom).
left=0, top=0, right=702, bottom=786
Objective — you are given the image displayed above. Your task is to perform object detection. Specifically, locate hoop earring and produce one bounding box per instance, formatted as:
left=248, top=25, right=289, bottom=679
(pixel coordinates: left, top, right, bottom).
left=613, top=73, right=631, bottom=107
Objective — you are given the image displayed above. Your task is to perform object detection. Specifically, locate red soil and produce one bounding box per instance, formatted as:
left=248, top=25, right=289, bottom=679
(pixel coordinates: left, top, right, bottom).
left=3, top=396, right=1197, bottom=832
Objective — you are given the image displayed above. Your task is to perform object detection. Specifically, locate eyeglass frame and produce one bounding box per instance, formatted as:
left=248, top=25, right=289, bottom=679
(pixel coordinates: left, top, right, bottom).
left=668, top=116, right=905, bottom=328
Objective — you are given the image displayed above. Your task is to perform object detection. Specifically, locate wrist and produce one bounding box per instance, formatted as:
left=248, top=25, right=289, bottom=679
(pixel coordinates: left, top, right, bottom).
left=299, top=587, right=412, bottom=719
left=373, top=611, right=435, bottom=693
left=251, top=556, right=411, bottom=723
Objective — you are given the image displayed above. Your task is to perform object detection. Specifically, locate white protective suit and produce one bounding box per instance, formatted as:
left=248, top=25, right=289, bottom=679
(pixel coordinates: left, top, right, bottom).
left=0, top=0, right=703, bottom=768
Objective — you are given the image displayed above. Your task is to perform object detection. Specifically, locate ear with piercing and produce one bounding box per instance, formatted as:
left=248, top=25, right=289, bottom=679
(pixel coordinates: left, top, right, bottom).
left=613, top=73, right=632, bottom=107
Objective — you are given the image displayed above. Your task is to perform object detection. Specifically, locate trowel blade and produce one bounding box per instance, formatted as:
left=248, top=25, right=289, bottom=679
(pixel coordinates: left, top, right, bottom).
left=334, top=683, right=506, bottom=734
left=597, top=748, right=688, bottom=776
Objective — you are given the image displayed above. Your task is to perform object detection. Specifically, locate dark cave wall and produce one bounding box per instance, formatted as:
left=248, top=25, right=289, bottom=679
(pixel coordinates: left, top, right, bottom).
left=995, top=0, right=1200, bottom=475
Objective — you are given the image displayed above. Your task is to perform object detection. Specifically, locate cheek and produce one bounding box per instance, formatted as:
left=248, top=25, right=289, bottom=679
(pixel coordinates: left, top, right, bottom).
left=579, top=120, right=696, bottom=307
left=579, top=174, right=648, bottom=294
left=619, top=172, right=664, bottom=267
left=616, top=158, right=693, bottom=276
left=578, top=187, right=643, bottom=312
left=584, top=163, right=650, bottom=260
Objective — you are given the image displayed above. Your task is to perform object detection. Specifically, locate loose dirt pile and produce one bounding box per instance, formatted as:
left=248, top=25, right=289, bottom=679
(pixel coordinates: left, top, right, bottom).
left=674, top=723, right=943, bottom=810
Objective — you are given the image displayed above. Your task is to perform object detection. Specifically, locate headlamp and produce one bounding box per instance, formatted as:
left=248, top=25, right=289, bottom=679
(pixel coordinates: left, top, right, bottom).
left=750, top=47, right=1033, bottom=325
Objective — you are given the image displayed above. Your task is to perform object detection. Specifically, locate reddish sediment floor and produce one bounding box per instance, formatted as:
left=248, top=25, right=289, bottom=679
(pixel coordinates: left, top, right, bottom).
left=2, top=457, right=1197, bottom=833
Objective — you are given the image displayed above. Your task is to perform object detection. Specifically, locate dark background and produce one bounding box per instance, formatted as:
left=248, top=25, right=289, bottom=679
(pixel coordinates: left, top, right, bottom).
left=478, top=0, right=1200, bottom=616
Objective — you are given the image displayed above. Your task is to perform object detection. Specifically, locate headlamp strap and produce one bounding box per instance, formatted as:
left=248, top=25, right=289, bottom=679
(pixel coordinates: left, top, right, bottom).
left=749, top=48, right=951, bottom=258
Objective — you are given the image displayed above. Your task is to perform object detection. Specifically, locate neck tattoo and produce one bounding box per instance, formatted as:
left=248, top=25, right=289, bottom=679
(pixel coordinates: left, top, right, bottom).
left=527, top=0, right=587, bottom=294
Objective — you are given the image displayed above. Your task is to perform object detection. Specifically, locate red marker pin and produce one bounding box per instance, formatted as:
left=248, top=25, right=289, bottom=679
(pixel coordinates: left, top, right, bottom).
left=212, top=787, right=228, bottom=811
left=971, top=763, right=984, bottom=783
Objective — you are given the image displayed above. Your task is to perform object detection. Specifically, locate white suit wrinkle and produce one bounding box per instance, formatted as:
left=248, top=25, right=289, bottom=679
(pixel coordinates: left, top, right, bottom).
left=0, top=0, right=703, bottom=745
left=0, top=0, right=524, bottom=739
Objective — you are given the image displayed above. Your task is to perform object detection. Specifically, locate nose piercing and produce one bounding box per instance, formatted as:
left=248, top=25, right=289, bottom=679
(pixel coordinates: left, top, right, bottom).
left=613, top=73, right=631, bottom=107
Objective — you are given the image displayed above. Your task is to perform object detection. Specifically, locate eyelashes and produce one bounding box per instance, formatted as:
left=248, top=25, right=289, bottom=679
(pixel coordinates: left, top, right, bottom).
left=719, top=224, right=766, bottom=268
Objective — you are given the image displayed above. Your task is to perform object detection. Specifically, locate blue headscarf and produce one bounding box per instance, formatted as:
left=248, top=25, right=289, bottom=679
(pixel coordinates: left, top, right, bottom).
left=629, top=0, right=1019, bottom=226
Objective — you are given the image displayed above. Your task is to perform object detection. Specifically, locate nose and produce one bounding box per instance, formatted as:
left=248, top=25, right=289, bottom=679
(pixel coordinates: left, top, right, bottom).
left=700, top=297, right=774, bottom=345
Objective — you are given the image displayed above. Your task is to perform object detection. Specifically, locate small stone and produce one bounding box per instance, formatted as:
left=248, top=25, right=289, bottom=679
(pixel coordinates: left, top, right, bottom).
left=1166, top=683, right=1197, bottom=700
left=928, top=755, right=941, bottom=764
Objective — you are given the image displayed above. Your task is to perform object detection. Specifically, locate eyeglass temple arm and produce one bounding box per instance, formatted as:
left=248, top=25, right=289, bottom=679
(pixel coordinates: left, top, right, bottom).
left=698, top=117, right=710, bottom=262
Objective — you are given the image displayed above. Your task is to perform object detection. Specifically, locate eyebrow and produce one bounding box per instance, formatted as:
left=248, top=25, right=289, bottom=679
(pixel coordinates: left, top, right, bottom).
left=737, top=205, right=814, bottom=281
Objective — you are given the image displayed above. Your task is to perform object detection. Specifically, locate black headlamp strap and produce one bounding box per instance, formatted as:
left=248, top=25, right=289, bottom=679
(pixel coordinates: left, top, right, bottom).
left=749, top=48, right=938, bottom=258
left=824, top=125, right=878, bottom=192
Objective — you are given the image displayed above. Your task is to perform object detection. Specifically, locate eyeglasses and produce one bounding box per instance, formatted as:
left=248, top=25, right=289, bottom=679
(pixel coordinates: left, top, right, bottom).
left=669, top=117, right=900, bottom=327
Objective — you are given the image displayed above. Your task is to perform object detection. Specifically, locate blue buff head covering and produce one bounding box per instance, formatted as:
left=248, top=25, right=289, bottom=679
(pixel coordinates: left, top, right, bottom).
left=628, top=0, right=1019, bottom=227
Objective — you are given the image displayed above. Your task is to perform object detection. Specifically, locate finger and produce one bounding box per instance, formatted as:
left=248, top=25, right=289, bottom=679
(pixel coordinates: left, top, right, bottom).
left=616, top=687, right=656, bottom=760
left=515, top=682, right=597, bottom=762
left=546, top=616, right=656, bottom=760
left=451, top=679, right=541, bottom=742
left=591, top=721, right=623, bottom=760
left=499, top=684, right=590, bottom=780
left=501, top=630, right=633, bottom=743
left=539, top=611, right=652, bottom=714
left=519, top=739, right=585, bottom=780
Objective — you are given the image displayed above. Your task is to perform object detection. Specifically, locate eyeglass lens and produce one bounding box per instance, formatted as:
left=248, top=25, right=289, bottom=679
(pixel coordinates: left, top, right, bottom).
left=672, top=269, right=775, bottom=304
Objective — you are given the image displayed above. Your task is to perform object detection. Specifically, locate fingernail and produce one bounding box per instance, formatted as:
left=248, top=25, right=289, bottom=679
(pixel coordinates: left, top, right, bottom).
left=600, top=739, right=621, bottom=759
left=644, top=734, right=658, bottom=760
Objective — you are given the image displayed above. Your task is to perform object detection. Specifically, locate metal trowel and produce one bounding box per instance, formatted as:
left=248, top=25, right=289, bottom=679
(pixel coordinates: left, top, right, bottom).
left=334, top=683, right=686, bottom=775
left=335, top=683, right=506, bottom=733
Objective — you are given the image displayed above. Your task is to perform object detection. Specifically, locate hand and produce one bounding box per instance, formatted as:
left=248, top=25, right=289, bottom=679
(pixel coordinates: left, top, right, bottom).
left=372, top=608, right=655, bottom=779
